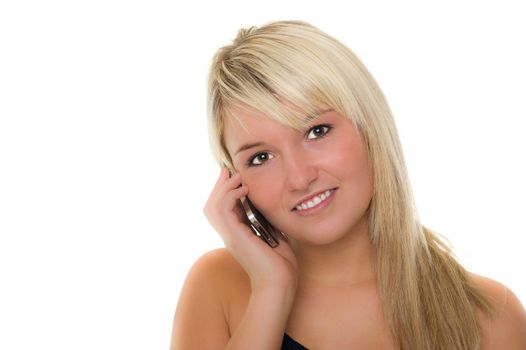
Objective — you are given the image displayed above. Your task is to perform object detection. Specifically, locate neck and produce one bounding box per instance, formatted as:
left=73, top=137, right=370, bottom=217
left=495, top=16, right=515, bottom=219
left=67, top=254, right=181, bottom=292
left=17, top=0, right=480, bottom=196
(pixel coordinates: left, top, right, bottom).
left=289, top=217, right=375, bottom=288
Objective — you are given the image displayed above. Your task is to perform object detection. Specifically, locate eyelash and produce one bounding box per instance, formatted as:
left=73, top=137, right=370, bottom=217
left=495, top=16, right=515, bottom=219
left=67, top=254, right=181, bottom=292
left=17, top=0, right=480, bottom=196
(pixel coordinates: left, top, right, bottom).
left=246, top=124, right=334, bottom=167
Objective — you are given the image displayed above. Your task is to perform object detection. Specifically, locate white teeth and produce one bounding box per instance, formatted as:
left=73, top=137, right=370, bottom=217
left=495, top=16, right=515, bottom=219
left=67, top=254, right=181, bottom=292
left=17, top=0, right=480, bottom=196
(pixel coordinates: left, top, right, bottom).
left=295, top=189, right=333, bottom=211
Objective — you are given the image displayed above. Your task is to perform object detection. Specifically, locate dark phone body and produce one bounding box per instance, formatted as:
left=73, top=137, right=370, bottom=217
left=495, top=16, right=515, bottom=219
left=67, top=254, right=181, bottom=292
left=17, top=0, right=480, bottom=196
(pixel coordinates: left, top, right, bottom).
left=239, top=196, right=280, bottom=248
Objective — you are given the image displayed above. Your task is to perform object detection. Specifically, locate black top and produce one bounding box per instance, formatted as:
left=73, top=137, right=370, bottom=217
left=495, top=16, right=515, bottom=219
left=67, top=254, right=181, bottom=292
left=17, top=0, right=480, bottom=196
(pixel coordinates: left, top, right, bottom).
left=282, top=333, right=308, bottom=350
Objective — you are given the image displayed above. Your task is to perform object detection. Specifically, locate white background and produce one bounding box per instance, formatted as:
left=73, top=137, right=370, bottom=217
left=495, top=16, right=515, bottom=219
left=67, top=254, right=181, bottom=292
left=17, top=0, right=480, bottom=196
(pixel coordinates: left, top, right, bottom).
left=1, top=1, right=524, bottom=349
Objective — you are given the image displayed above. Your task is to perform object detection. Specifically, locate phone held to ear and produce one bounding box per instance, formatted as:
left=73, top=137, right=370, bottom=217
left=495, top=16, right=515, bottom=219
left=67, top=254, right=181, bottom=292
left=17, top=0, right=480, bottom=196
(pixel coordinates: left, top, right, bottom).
left=239, top=196, right=280, bottom=248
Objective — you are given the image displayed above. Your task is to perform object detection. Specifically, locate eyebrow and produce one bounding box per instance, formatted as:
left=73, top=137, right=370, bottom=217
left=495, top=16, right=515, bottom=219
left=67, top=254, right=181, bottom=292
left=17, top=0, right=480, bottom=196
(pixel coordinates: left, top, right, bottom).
left=233, top=109, right=333, bottom=156
left=235, top=142, right=266, bottom=156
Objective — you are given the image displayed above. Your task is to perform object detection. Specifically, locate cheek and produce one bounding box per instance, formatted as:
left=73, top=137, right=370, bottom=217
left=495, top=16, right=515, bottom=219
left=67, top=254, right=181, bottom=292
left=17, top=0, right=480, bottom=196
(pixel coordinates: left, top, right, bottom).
left=243, top=171, right=282, bottom=210
left=325, top=138, right=373, bottom=203
left=324, top=137, right=370, bottom=178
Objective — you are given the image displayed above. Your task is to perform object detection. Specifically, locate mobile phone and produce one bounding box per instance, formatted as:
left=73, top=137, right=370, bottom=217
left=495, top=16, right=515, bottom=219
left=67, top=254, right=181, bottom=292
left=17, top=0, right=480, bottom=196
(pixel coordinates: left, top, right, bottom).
left=239, top=196, right=280, bottom=248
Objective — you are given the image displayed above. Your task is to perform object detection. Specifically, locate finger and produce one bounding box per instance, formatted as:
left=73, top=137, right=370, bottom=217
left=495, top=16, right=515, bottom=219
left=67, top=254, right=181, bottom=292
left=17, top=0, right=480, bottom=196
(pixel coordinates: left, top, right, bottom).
left=208, top=170, right=241, bottom=205
left=214, top=167, right=229, bottom=187
left=204, top=182, right=248, bottom=223
left=218, top=172, right=243, bottom=196
left=223, top=184, right=249, bottom=211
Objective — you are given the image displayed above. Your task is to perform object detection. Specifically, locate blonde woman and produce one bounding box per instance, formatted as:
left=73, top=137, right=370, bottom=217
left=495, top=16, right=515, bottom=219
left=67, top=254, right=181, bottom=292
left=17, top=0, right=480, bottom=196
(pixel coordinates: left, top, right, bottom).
left=171, top=20, right=526, bottom=349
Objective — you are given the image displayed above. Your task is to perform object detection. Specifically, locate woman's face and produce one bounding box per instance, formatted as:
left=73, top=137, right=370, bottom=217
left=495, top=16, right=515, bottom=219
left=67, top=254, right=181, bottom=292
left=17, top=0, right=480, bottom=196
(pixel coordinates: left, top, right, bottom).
left=223, top=105, right=374, bottom=246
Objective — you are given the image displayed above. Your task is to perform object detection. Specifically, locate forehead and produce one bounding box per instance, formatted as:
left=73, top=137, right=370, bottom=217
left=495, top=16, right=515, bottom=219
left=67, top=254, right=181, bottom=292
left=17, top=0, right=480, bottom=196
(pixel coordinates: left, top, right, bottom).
left=223, top=105, right=293, bottom=153
left=224, top=99, right=327, bottom=133
left=222, top=104, right=353, bottom=157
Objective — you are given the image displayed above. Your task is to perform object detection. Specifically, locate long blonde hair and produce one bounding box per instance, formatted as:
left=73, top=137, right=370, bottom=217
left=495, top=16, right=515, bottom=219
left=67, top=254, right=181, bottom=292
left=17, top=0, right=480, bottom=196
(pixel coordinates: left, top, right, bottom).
left=206, top=20, right=496, bottom=349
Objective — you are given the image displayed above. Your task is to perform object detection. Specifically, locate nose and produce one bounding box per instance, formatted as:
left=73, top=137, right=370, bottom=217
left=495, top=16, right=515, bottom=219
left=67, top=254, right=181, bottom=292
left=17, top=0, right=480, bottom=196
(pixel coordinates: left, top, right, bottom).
left=284, top=150, right=318, bottom=192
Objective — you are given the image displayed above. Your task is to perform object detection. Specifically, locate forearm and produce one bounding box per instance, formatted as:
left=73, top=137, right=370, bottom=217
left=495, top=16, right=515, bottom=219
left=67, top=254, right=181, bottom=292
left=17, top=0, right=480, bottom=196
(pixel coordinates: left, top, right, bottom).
left=225, top=285, right=296, bottom=350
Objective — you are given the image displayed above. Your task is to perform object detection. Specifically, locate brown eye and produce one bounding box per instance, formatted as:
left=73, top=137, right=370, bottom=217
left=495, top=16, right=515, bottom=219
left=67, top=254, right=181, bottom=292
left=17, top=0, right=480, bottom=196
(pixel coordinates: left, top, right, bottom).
left=248, top=152, right=274, bottom=166
left=306, top=124, right=332, bottom=140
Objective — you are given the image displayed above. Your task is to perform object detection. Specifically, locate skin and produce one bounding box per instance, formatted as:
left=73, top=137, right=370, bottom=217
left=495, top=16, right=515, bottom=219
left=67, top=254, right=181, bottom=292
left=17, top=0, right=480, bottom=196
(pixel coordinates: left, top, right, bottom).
left=170, top=104, right=526, bottom=349
left=223, top=105, right=376, bottom=288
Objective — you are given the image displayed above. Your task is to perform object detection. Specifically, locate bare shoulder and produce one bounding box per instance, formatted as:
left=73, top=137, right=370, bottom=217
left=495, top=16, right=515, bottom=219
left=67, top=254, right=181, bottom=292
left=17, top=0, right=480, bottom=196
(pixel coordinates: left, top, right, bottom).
left=469, top=272, right=526, bottom=350
left=187, top=248, right=246, bottom=282
left=188, top=248, right=250, bottom=298
left=170, top=248, right=249, bottom=350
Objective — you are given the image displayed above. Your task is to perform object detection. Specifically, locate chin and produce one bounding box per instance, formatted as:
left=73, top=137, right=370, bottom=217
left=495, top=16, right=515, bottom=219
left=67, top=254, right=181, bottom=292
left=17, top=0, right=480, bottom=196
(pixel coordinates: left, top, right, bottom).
left=282, top=220, right=353, bottom=246
left=286, top=211, right=370, bottom=245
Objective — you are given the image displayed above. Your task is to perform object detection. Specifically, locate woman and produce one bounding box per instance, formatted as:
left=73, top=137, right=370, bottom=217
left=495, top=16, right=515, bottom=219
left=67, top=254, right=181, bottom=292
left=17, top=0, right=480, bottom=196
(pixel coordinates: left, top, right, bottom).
left=171, top=20, right=526, bottom=349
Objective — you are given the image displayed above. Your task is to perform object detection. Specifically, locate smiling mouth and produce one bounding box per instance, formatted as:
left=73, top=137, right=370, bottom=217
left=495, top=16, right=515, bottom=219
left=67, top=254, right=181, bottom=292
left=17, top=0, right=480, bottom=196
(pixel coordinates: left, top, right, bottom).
left=292, top=188, right=337, bottom=211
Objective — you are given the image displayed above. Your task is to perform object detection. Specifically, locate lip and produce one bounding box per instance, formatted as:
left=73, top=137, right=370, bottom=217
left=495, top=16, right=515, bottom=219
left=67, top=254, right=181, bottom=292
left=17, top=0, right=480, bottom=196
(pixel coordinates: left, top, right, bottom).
left=291, top=187, right=338, bottom=211
left=292, top=188, right=337, bottom=216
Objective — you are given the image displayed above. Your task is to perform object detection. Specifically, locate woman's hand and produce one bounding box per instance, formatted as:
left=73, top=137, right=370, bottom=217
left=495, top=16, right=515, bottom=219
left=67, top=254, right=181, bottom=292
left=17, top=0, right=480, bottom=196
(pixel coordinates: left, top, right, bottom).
left=203, top=168, right=298, bottom=292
